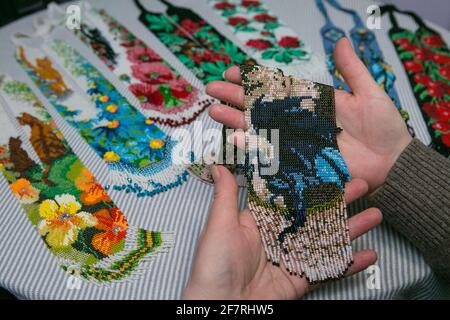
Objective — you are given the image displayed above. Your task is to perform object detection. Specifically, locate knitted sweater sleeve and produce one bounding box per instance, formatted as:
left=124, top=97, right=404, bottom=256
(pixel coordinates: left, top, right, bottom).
left=370, top=138, right=450, bottom=283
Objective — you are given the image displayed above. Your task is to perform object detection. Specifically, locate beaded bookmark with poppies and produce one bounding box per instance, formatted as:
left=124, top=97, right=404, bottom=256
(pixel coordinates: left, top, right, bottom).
left=315, top=0, right=414, bottom=136
left=0, top=75, right=172, bottom=283
left=208, top=0, right=327, bottom=78
left=38, top=3, right=213, bottom=127
left=134, top=0, right=255, bottom=85
left=241, top=64, right=352, bottom=282
left=14, top=35, right=190, bottom=197
left=381, top=5, right=450, bottom=157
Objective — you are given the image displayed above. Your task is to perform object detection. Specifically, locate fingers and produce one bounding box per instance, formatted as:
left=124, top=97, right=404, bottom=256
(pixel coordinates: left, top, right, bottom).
left=344, top=249, right=378, bottom=277
left=209, top=104, right=247, bottom=129
left=348, top=208, right=383, bottom=240
left=344, top=178, right=369, bottom=204
left=206, top=81, right=244, bottom=108
left=207, top=165, right=240, bottom=228
left=333, top=37, right=380, bottom=97
left=224, top=66, right=242, bottom=84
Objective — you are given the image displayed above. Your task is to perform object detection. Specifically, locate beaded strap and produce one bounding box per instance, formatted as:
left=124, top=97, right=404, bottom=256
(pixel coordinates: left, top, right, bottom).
left=0, top=75, right=172, bottom=283
left=381, top=5, right=450, bottom=157
left=316, top=0, right=414, bottom=136
left=241, top=64, right=352, bottom=282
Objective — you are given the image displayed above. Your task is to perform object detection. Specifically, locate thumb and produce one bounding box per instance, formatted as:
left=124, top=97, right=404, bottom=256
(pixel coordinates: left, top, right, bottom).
left=207, top=165, right=240, bottom=228
left=333, top=37, right=380, bottom=97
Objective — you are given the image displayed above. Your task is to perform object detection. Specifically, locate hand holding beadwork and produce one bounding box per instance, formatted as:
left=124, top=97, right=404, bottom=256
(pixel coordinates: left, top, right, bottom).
left=183, top=165, right=381, bottom=299
left=207, top=37, right=412, bottom=193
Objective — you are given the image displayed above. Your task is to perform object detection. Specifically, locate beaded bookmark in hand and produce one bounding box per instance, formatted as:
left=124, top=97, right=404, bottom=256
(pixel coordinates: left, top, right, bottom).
left=241, top=64, right=352, bottom=282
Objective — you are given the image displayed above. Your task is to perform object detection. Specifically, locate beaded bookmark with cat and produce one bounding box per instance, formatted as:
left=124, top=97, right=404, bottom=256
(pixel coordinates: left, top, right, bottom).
left=241, top=64, right=352, bottom=282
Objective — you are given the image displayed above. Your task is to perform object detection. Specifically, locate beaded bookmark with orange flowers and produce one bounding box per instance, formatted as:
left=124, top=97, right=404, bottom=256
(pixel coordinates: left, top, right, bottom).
left=0, top=74, right=173, bottom=283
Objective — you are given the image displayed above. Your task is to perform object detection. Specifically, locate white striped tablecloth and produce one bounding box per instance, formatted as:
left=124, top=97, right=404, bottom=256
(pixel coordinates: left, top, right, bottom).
left=0, top=0, right=449, bottom=299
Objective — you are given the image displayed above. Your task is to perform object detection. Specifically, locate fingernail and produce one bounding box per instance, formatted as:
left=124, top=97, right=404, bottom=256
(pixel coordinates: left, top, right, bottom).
left=222, top=70, right=227, bottom=80
left=210, top=165, right=220, bottom=182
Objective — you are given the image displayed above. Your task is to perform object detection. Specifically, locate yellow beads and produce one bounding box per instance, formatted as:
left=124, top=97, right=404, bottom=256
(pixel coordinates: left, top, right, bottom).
left=99, top=95, right=110, bottom=103
left=149, top=139, right=165, bottom=150
left=107, top=120, right=120, bottom=129
left=103, top=151, right=120, bottom=162
left=106, top=104, right=118, bottom=113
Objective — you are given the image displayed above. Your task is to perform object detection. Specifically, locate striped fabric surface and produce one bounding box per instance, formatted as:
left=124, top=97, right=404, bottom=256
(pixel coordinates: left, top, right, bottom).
left=0, top=0, right=449, bottom=299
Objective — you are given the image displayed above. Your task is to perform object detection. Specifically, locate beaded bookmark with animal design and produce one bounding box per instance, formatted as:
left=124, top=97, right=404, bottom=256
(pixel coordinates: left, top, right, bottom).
left=14, top=34, right=190, bottom=197
left=208, top=0, right=327, bottom=78
left=134, top=0, right=256, bottom=85
left=0, top=74, right=172, bottom=283
left=35, top=3, right=214, bottom=127
left=381, top=5, right=450, bottom=157
left=315, top=0, right=414, bottom=136
left=241, top=64, right=352, bottom=282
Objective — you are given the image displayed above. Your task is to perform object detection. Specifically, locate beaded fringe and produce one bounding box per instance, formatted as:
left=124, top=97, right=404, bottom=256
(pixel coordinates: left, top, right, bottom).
left=249, top=198, right=352, bottom=282
left=105, top=139, right=190, bottom=197
left=60, top=229, right=174, bottom=284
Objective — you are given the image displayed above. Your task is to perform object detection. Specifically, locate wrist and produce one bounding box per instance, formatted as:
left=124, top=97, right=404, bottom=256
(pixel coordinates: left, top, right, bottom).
left=371, top=135, right=413, bottom=195
left=386, top=135, right=413, bottom=178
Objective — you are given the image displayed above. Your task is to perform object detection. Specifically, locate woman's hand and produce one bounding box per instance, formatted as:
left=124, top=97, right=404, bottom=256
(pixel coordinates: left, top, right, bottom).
left=206, top=37, right=412, bottom=193
left=183, top=166, right=382, bottom=300
left=183, top=37, right=398, bottom=300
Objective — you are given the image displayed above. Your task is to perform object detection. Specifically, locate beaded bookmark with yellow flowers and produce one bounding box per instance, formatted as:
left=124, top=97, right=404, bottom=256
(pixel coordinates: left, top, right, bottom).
left=13, top=33, right=190, bottom=198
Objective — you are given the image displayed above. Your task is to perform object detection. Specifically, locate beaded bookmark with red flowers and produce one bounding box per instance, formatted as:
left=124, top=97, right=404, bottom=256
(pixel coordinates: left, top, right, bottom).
left=381, top=5, right=450, bottom=157
left=134, top=0, right=256, bottom=85
left=209, top=0, right=327, bottom=79
left=0, top=74, right=173, bottom=283
left=35, top=2, right=214, bottom=127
